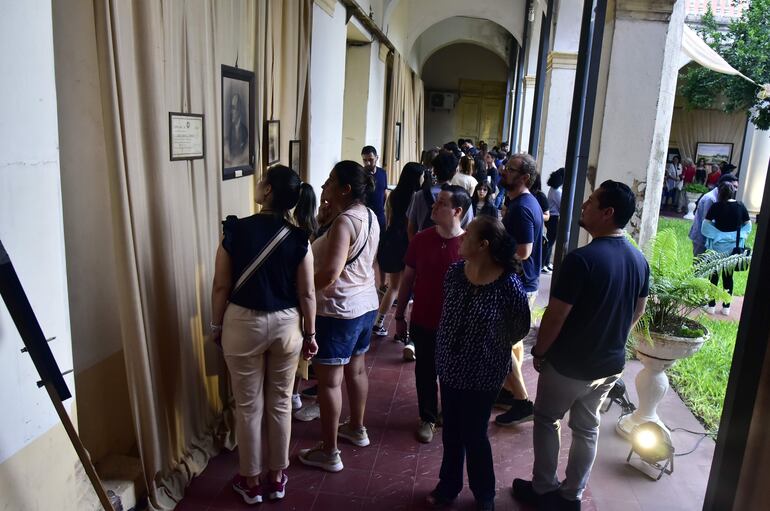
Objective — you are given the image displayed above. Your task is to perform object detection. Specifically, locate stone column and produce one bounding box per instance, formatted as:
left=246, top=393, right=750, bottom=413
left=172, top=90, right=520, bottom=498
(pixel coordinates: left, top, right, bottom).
left=591, top=0, right=685, bottom=249
left=519, top=75, right=537, bottom=152
left=535, top=0, right=582, bottom=177
left=738, top=124, right=770, bottom=216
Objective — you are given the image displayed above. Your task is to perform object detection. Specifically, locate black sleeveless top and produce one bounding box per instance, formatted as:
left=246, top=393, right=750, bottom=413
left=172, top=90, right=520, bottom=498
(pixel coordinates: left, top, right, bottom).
left=222, top=214, right=309, bottom=311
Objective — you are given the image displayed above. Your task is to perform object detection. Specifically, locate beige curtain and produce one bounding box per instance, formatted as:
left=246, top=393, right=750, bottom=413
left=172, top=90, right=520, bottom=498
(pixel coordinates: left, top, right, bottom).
left=670, top=107, right=747, bottom=165
left=90, top=1, right=306, bottom=508
left=384, top=52, right=422, bottom=183
left=264, top=0, right=312, bottom=179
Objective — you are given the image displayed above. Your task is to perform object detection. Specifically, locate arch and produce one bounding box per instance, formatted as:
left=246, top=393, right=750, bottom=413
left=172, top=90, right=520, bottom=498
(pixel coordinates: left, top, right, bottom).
left=383, top=0, right=526, bottom=56
left=411, top=17, right=513, bottom=74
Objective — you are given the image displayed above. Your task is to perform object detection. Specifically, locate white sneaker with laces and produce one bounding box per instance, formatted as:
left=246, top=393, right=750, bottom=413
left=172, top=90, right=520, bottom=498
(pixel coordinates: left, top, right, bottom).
left=291, top=394, right=302, bottom=411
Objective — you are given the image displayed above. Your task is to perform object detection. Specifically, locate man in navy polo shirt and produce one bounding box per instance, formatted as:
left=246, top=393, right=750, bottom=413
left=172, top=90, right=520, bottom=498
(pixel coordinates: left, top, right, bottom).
left=513, top=180, right=649, bottom=510
left=494, top=152, right=543, bottom=426
left=362, top=145, right=388, bottom=286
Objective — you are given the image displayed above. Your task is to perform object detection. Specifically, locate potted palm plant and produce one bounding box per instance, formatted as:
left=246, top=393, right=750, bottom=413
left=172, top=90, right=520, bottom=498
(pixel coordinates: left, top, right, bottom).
left=616, top=228, right=749, bottom=438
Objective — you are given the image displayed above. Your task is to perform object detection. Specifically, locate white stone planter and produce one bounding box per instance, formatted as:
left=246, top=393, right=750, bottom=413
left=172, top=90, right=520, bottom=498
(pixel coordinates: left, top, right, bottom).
left=616, top=327, right=709, bottom=439
left=683, top=191, right=702, bottom=220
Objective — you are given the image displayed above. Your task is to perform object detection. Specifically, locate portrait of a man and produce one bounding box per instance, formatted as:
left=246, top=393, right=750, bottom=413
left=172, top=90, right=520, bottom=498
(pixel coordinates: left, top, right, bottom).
left=221, top=65, right=255, bottom=179
left=223, top=79, right=250, bottom=168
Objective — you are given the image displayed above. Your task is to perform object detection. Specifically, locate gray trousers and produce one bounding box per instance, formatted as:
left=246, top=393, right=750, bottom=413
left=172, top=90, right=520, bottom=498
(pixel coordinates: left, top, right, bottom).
left=532, top=363, right=620, bottom=500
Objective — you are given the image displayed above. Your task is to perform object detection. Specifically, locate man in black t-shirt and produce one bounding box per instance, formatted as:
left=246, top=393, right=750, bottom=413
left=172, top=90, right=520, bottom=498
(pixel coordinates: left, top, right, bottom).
left=512, top=180, right=650, bottom=511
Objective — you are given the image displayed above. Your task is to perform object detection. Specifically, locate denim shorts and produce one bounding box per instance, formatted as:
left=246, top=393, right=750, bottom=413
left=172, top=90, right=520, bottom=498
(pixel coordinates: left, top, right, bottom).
left=314, top=310, right=377, bottom=365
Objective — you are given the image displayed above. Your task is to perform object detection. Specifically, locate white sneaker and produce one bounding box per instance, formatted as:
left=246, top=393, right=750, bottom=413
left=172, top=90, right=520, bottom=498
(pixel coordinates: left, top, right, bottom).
left=298, top=442, right=344, bottom=472
left=705, top=305, right=716, bottom=315
left=721, top=306, right=731, bottom=316
left=337, top=420, right=370, bottom=447
left=293, top=402, right=320, bottom=422
left=403, top=342, right=416, bottom=361
left=291, top=394, right=302, bottom=411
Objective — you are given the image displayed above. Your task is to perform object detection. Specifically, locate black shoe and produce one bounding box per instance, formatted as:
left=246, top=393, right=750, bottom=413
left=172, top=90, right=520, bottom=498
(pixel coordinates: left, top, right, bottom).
left=476, top=499, right=495, bottom=511
left=494, top=388, right=517, bottom=409
left=511, top=479, right=538, bottom=506
left=426, top=489, right=453, bottom=509
left=495, top=399, right=534, bottom=426
left=541, top=491, right=581, bottom=511
left=301, top=384, right=318, bottom=399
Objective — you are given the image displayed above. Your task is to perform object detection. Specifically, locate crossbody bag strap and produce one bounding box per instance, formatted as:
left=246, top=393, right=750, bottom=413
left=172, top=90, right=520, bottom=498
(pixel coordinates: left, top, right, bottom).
left=231, top=225, right=291, bottom=297
left=345, top=208, right=372, bottom=266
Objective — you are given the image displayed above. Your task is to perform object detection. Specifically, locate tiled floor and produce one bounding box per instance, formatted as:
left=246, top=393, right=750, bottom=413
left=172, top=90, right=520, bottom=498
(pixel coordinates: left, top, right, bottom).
left=177, top=276, right=716, bottom=510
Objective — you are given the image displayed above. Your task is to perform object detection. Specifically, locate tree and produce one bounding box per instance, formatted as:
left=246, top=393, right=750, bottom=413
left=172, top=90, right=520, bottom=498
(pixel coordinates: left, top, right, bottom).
left=679, top=0, right=770, bottom=130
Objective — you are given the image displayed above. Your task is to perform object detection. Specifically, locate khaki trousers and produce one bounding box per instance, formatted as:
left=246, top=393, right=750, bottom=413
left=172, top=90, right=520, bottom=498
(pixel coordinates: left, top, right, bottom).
left=222, top=304, right=302, bottom=476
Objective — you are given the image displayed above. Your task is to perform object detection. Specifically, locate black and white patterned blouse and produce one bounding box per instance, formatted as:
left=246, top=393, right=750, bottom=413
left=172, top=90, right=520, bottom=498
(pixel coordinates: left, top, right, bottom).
left=436, top=261, right=531, bottom=391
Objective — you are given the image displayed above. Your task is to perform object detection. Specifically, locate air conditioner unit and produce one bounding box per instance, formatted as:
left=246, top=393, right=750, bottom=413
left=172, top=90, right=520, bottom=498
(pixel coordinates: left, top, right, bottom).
left=429, top=92, right=454, bottom=110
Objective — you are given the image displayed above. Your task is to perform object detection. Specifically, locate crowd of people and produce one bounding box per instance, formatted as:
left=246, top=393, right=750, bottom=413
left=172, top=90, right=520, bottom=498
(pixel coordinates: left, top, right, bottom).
left=209, top=142, right=657, bottom=510
left=662, top=156, right=737, bottom=213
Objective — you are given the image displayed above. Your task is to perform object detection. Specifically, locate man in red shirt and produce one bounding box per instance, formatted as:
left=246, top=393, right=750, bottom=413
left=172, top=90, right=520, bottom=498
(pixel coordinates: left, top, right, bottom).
left=395, top=185, right=471, bottom=444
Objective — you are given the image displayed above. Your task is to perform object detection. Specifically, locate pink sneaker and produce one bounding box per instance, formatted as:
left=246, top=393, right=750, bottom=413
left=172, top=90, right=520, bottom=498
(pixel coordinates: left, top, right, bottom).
left=267, top=473, right=288, bottom=500
left=232, top=474, right=263, bottom=504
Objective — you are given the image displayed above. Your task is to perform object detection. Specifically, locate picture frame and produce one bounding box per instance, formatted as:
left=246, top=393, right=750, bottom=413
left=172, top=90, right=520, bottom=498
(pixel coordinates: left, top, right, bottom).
left=169, top=112, right=205, bottom=160
left=695, top=142, right=733, bottom=166
left=221, top=65, right=256, bottom=180
left=266, top=120, right=280, bottom=165
left=289, top=139, right=302, bottom=175
left=395, top=121, right=402, bottom=162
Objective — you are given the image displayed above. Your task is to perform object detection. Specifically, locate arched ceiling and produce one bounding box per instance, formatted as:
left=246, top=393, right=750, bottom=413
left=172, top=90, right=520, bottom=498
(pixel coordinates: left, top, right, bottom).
left=411, top=17, right=513, bottom=74
left=383, top=0, right=528, bottom=58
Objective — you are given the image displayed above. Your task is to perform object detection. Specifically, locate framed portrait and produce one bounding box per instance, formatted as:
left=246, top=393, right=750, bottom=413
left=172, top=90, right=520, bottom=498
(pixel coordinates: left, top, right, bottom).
left=221, top=65, right=255, bottom=180
left=266, top=120, right=280, bottom=165
left=169, top=112, right=204, bottom=160
left=395, top=121, right=402, bottom=162
left=289, top=140, right=302, bottom=174
left=695, top=142, right=733, bottom=166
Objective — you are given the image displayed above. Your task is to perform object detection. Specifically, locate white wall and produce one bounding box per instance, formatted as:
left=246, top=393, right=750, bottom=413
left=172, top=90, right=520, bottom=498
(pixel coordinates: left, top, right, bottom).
left=308, top=1, right=348, bottom=195
left=366, top=42, right=387, bottom=157
left=341, top=44, right=372, bottom=161
left=0, top=0, right=74, bottom=462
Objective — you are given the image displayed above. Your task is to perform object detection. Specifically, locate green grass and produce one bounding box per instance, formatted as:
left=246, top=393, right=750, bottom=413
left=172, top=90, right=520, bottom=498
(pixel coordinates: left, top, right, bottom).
left=657, top=216, right=756, bottom=296
left=667, top=316, right=737, bottom=432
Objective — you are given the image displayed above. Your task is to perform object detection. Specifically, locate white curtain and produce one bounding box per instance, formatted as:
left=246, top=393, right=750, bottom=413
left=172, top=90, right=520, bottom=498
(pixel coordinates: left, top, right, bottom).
left=670, top=107, right=747, bottom=165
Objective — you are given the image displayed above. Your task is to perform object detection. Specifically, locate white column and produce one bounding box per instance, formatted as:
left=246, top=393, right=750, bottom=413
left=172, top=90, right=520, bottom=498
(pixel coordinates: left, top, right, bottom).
left=518, top=75, right=537, bottom=151
left=536, top=0, right=582, bottom=175
left=308, top=1, right=348, bottom=195
left=738, top=125, right=770, bottom=216
left=592, top=0, right=685, bottom=249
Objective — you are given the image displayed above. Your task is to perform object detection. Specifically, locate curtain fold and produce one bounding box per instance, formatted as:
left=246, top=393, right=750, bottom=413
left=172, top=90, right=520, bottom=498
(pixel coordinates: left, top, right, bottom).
left=384, top=52, right=422, bottom=183
left=90, top=0, right=313, bottom=508
left=670, top=107, right=747, bottom=165
left=264, top=0, right=312, bottom=176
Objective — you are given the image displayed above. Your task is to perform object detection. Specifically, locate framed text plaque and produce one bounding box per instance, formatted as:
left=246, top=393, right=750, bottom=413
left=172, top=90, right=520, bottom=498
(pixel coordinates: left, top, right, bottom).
left=169, top=112, right=205, bottom=160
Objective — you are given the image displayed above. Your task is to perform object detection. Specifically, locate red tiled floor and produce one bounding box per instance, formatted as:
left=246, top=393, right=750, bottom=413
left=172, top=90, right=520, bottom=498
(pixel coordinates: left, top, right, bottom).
left=176, top=275, right=715, bottom=510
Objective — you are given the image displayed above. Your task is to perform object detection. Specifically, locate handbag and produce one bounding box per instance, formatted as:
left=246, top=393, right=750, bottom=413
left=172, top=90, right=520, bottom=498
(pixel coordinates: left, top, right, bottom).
left=731, top=217, right=751, bottom=272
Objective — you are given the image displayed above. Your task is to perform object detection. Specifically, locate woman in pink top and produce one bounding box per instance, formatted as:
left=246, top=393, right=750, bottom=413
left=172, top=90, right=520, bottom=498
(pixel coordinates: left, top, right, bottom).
left=299, top=161, right=380, bottom=472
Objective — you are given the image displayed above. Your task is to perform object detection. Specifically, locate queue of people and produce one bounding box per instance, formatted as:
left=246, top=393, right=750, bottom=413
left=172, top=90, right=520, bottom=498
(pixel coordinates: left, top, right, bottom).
left=209, top=144, right=653, bottom=510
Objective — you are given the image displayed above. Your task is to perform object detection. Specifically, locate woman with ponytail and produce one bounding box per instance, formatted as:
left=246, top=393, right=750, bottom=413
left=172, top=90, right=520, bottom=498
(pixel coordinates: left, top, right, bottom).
left=210, top=164, right=318, bottom=504
left=299, top=160, right=379, bottom=473
left=427, top=216, right=530, bottom=510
